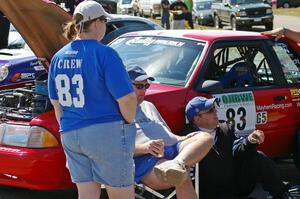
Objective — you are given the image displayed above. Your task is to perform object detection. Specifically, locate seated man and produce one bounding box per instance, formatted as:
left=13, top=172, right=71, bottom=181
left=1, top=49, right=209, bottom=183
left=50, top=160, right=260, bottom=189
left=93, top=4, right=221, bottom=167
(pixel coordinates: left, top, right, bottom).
left=127, top=66, right=213, bottom=199
left=183, top=96, right=290, bottom=199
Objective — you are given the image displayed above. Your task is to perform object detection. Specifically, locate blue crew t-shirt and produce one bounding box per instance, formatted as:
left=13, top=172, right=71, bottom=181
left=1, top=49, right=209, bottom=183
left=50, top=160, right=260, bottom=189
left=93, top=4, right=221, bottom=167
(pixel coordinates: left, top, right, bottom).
left=48, top=40, right=133, bottom=133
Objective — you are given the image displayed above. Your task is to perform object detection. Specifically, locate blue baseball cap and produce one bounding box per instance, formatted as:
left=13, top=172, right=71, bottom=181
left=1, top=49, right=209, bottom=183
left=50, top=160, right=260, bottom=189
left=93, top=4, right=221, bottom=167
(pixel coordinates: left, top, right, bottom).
left=127, top=66, right=154, bottom=81
left=185, top=97, right=216, bottom=122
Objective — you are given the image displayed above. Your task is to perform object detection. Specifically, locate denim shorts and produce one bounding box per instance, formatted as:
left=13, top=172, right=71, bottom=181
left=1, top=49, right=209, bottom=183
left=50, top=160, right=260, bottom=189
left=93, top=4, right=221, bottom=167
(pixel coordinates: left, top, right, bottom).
left=61, top=120, right=136, bottom=187
left=134, top=143, right=180, bottom=183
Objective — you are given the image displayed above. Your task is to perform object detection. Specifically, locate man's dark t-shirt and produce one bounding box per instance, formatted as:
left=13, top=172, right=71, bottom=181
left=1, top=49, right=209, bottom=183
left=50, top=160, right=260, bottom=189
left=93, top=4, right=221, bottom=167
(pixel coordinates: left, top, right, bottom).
left=161, top=0, right=170, bottom=13
left=170, top=1, right=187, bottom=20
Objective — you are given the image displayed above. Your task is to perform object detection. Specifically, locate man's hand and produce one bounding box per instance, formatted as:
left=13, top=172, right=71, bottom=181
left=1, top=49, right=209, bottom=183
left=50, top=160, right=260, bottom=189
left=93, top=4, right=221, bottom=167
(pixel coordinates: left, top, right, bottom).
left=143, top=139, right=164, bottom=157
left=248, top=130, right=265, bottom=144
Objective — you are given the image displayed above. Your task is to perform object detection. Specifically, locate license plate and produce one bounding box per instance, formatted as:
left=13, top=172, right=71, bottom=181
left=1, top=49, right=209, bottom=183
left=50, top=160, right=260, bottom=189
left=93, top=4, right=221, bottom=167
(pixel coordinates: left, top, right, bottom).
left=254, top=18, right=261, bottom=22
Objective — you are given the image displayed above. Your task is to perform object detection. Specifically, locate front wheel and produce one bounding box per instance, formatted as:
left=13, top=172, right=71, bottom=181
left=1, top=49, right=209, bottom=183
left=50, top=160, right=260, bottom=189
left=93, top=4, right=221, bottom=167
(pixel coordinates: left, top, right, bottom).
left=214, top=15, right=222, bottom=29
left=293, top=130, right=300, bottom=171
left=283, top=2, right=290, bottom=8
left=231, top=17, right=237, bottom=31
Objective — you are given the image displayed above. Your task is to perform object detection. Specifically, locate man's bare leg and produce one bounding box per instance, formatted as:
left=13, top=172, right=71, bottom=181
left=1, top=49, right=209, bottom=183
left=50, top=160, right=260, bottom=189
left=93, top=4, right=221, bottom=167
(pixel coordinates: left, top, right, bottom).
left=177, top=132, right=213, bottom=167
left=142, top=169, right=197, bottom=199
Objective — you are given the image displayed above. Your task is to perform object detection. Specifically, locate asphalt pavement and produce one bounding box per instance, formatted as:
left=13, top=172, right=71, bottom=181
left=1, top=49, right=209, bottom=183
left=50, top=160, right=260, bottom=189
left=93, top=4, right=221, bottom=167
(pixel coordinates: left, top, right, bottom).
left=0, top=158, right=299, bottom=199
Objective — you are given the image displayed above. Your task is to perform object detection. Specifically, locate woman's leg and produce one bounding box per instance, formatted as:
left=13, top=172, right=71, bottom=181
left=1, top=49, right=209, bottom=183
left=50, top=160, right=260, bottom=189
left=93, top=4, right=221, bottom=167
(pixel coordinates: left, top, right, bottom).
left=76, top=182, right=101, bottom=199
left=106, top=185, right=135, bottom=199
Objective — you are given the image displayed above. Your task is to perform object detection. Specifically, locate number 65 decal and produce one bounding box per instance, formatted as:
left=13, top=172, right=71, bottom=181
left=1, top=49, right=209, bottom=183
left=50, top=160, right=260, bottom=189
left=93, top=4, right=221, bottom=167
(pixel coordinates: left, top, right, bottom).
left=226, top=107, right=246, bottom=131
left=256, top=112, right=267, bottom=124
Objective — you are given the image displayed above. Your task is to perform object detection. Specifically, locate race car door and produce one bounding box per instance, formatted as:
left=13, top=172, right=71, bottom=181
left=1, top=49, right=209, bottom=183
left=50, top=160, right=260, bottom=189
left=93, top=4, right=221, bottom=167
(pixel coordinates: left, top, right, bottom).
left=194, top=39, right=300, bottom=157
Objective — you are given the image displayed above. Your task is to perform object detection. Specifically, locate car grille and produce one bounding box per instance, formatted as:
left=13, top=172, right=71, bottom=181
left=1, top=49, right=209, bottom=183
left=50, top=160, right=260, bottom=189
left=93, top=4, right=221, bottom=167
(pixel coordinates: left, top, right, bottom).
left=246, top=8, right=266, bottom=17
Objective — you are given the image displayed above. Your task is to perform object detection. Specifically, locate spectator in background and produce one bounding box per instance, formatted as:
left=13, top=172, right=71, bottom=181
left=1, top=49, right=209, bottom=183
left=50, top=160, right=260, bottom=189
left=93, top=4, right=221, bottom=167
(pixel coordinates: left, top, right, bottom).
left=184, top=0, right=193, bottom=29
left=64, top=0, right=83, bottom=14
left=0, top=12, right=9, bottom=49
left=263, top=27, right=300, bottom=43
left=161, top=0, right=170, bottom=29
left=170, top=0, right=188, bottom=29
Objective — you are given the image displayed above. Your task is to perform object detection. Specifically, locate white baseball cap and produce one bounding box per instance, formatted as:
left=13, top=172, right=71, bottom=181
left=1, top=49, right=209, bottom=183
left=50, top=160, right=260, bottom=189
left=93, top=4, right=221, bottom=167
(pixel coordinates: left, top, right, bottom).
left=74, top=0, right=112, bottom=23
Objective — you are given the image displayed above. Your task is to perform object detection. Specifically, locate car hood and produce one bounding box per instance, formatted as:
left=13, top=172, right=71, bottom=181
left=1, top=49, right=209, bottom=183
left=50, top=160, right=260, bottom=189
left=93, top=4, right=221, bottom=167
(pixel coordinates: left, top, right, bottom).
left=194, top=9, right=212, bottom=16
left=237, top=3, right=271, bottom=9
left=0, top=49, right=36, bottom=65
left=0, top=0, right=71, bottom=70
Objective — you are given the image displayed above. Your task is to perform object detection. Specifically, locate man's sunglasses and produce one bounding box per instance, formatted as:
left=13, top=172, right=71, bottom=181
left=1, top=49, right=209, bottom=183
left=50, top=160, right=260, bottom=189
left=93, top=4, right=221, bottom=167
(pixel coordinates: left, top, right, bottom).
left=97, top=17, right=107, bottom=23
left=133, top=83, right=150, bottom=90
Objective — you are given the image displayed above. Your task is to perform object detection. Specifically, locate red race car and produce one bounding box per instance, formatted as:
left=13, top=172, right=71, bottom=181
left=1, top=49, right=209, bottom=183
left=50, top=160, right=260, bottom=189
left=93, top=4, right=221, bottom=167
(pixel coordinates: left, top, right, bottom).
left=0, top=0, right=299, bottom=190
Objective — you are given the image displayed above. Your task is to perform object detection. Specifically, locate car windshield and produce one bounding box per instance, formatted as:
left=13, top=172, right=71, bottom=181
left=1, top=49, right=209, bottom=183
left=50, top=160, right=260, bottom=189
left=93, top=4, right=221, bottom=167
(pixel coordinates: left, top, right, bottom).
left=195, top=1, right=213, bottom=10
left=231, top=0, right=262, bottom=4
left=7, top=25, right=26, bottom=49
left=110, top=36, right=205, bottom=86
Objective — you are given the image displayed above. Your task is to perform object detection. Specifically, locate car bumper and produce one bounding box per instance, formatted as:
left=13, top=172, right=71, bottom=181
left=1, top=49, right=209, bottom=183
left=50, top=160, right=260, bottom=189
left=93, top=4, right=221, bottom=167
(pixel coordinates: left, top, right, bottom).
left=0, top=145, right=73, bottom=190
left=197, top=15, right=214, bottom=25
left=236, top=15, right=273, bottom=26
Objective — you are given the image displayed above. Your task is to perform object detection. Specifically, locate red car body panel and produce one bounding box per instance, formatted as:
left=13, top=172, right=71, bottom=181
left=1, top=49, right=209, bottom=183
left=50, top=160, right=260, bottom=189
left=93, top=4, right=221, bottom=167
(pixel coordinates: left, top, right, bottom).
left=0, top=146, right=72, bottom=190
left=0, top=0, right=300, bottom=190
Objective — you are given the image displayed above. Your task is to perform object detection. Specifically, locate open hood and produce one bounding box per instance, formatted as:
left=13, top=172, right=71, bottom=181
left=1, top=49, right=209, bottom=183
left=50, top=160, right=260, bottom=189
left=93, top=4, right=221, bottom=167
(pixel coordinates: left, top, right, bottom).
left=0, top=0, right=71, bottom=70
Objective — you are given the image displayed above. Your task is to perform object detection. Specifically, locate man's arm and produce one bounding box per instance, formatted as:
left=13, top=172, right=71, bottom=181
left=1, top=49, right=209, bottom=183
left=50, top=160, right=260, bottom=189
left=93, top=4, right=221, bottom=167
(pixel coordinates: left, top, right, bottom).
left=262, top=27, right=300, bottom=43
left=232, top=129, right=264, bottom=161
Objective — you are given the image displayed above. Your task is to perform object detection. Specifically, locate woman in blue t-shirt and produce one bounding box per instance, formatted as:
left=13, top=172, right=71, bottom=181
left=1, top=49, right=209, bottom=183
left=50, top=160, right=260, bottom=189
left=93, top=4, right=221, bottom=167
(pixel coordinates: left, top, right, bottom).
left=48, top=1, right=137, bottom=199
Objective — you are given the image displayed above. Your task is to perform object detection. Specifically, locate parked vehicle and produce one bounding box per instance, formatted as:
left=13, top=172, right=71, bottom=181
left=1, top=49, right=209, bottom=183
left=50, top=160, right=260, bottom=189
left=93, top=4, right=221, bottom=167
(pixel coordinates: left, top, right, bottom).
left=193, top=0, right=215, bottom=26
left=117, top=0, right=135, bottom=14
left=1, top=0, right=300, bottom=191
left=137, top=0, right=161, bottom=18
left=211, top=0, right=274, bottom=30
left=0, top=25, right=46, bottom=89
left=276, top=0, right=300, bottom=8
left=0, top=14, right=162, bottom=89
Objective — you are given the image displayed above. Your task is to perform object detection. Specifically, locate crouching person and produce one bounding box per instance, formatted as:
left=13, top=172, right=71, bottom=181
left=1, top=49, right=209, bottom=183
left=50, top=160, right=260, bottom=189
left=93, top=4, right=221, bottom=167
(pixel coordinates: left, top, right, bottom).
left=127, top=66, right=213, bottom=199
left=183, top=96, right=290, bottom=199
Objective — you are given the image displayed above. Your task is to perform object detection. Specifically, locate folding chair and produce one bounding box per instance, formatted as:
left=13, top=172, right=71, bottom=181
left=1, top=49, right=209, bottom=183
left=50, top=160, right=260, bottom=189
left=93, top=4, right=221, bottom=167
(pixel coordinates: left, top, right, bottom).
left=135, top=163, right=199, bottom=199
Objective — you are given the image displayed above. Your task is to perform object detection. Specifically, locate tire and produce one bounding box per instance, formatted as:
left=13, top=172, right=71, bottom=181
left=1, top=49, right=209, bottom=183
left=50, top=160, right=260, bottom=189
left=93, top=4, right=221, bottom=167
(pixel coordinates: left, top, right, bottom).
left=231, top=17, right=237, bottom=31
left=293, top=130, right=300, bottom=171
left=283, top=2, right=290, bottom=8
left=265, top=22, right=273, bottom=31
left=214, top=15, right=222, bottom=29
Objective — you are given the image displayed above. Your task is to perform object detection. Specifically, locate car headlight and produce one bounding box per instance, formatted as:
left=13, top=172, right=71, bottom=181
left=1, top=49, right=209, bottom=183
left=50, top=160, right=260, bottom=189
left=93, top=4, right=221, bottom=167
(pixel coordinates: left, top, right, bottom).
left=0, top=64, right=9, bottom=82
left=236, top=10, right=247, bottom=17
left=0, top=124, right=59, bottom=148
left=266, top=8, right=272, bottom=14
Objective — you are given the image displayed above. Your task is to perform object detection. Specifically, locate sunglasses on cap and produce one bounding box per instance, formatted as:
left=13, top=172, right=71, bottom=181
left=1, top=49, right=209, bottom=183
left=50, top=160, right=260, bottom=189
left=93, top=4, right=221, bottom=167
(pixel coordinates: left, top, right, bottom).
left=198, top=106, right=216, bottom=115
left=133, top=83, right=150, bottom=90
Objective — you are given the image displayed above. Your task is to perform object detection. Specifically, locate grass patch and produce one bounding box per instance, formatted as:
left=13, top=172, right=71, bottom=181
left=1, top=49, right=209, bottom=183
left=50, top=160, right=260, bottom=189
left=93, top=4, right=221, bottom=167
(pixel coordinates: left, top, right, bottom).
left=273, top=7, right=300, bottom=17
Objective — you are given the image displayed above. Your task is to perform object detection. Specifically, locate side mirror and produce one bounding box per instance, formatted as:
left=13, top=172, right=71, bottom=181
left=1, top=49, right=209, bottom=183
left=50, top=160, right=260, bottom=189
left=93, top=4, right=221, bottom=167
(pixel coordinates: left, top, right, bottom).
left=196, top=80, right=223, bottom=93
